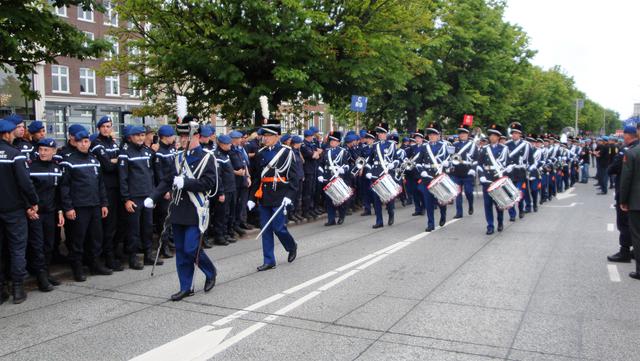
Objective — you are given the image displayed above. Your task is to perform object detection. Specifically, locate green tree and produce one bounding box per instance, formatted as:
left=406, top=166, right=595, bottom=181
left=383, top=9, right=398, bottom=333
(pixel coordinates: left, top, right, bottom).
left=0, top=0, right=110, bottom=100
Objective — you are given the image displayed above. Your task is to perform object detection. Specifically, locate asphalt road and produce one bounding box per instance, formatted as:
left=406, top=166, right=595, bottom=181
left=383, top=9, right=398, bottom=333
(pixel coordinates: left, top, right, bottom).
left=1, top=181, right=639, bottom=361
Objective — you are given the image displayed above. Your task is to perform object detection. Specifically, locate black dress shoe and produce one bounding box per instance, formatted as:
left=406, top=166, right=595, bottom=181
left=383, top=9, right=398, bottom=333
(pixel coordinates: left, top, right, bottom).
left=234, top=226, right=247, bottom=236
left=596, top=192, right=607, bottom=195
left=204, top=275, right=216, bottom=292
left=453, top=215, right=462, bottom=219
left=439, top=218, right=446, bottom=227
left=324, top=221, right=336, bottom=226
left=372, top=224, right=383, bottom=229
left=106, top=257, right=125, bottom=271
left=607, top=251, right=632, bottom=263
left=47, top=275, right=61, bottom=286
left=361, top=211, right=372, bottom=216
left=533, top=205, right=538, bottom=212
left=91, top=259, right=113, bottom=275
left=425, top=226, right=435, bottom=232
left=0, top=284, right=9, bottom=305
left=12, top=283, right=26, bottom=304
left=629, top=272, right=640, bottom=280
left=337, top=217, right=344, bottom=225
left=257, top=264, right=276, bottom=272
left=171, top=289, right=194, bottom=301
left=524, top=209, right=531, bottom=214
left=37, top=272, right=54, bottom=292
left=225, top=235, right=237, bottom=243
left=129, top=255, right=144, bottom=270
left=288, top=247, right=297, bottom=263
left=72, top=263, right=87, bottom=281
left=486, top=228, right=495, bottom=235
left=144, top=255, right=163, bottom=266
left=213, top=237, right=229, bottom=246
left=388, top=215, right=394, bottom=226
left=509, top=217, right=516, bottom=222
left=468, top=207, right=474, bottom=215
left=518, top=212, right=524, bottom=219
left=498, top=224, right=504, bottom=232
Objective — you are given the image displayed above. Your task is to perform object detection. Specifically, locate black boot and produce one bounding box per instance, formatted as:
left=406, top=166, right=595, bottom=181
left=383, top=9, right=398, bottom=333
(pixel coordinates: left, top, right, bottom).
left=105, top=256, right=124, bottom=272
left=160, top=243, right=174, bottom=258
left=144, top=253, right=163, bottom=266
left=0, top=283, right=9, bottom=305
left=225, top=234, right=237, bottom=244
left=607, top=249, right=632, bottom=263
left=91, top=259, right=113, bottom=276
left=388, top=213, right=394, bottom=226
left=47, top=273, right=61, bottom=286
left=12, top=283, right=26, bottom=304
left=129, top=254, right=144, bottom=270
left=233, top=226, right=247, bottom=237
left=37, top=271, right=54, bottom=292
left=72, top=262, right=87, bottom=282
left=214, top=236, right=229, bottom=246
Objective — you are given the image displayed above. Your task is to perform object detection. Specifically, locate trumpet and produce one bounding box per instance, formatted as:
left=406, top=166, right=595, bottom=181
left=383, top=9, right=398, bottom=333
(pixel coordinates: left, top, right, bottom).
left=350, top=157, right=367, bottom=176
left=394, top=158, right=416, bottom=179
left=451, top=153, right=463, bottom=166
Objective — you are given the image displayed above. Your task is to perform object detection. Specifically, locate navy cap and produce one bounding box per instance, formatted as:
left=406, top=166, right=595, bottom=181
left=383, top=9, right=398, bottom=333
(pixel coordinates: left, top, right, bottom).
left=624, top=125, right=637, bottom=135
left=200, top=125, right=213, bottom=137
left=292, top=135, right=303, bottom=144
left=158, top=125, right=175, bottom=137
left=359, top=129, right=367, bottom=138
left=97, top=116, right=112, bottom=128
left=68, top=124, right=87, bottom=137
left=0, top=119, right=17, bottom=133
left=75, top=130, right=90, bottom=140
left=344, top=134, right=359, bottom=143
left=28, top=120, right=44, bottom=133
left=128, top=125, right=145, bottom=136
left=229, top=130, right=243, bottom=138
left=217, top=134, right=231, bottom=144
left=309, top=126, right=319, bottom=134
left=37, top=138, right=57, bottom=148
left=303, top=129, right=314, bottom=137
left=5, top=114, right=24, bottom=125
left=281, top=134, right=291, bottom=143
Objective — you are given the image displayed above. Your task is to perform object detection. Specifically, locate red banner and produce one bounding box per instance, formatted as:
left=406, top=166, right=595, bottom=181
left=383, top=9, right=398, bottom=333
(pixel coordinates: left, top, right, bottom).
left=462, top=114, right=473, bottom=126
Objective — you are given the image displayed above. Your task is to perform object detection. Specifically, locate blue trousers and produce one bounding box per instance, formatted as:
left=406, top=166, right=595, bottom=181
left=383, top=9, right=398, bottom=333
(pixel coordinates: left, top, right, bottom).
left=530, top=179, right=541, bottom=208
left=451, top=175, right=474, bottom=217
left=508, top=180, right=525, bottom=218
left=424, top=187, right=446, bottom=228
left=359, top=177, right=372, bottom=213
left=372, top=190, right=394, bottom=226
left=406, top=177, right=424, bottom=213
left=173, top=224, right=216, bottom=292
left=325, top=196, right=346, bottom=223
left=482, top=184, right=504, bottom=231
left=523, top=180, right=532, bottom=211
left=580, top=164, right=590, bottom=183
left=556, top=170, right=564, bottom=193
left=259, top=205, right=297, bottom=265
left=540, top=173, right=549, bottom=201
left=0, top=209, right=28, bottom=283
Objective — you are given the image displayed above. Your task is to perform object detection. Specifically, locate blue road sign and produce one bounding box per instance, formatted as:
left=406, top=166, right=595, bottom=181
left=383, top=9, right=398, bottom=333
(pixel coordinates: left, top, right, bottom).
left=350, top=95, right=367, bottom=113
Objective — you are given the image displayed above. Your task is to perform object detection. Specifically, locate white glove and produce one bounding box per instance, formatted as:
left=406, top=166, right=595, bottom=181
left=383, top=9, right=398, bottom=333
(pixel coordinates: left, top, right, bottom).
left=282, top=197, right=292, bottom=207
left=480, top=176, right=488, bottom=183
left=365, top=173, right=373, bottom=179
left=386, top=162, right=395, bottom=170
left=317, top=176, right=325, bottom=182
left=505, top=165, right=515, bottom=173
left=247, top=200, right=256, bottom=211
left=467, top=169, right=476, bottom=177
left=173, top=176, right=184, bottom=189
left=338, top=167, right=345, bottom=174
left=143, top=197, right=154, bottom=208
left=442, top=160, right=450, bottom=168
left=420, top=171, right=428, bottom=178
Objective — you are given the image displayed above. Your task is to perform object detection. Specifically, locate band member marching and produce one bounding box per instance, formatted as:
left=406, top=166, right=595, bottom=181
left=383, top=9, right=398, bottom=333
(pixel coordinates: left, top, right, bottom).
left=318, top=131, right=351, bottom=226
left=365, top=122, right=399, bottom=229
left=504, top=122, right=534, bottom=221
left=477, top=124, right=509, bottom=235
left=528, top=134, right=544, bottom=212
left=247, top=96, right=299, bottom=271
left=449, top=124, right=478, bottom=218
left=145, top=118, right=218, bottom=301
left=417, top=122, right=450, bottom=232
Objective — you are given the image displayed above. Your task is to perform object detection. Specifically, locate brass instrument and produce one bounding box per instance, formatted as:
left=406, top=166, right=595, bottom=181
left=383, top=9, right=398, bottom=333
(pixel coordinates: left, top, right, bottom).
left=350, top=157, right=367, bottom=176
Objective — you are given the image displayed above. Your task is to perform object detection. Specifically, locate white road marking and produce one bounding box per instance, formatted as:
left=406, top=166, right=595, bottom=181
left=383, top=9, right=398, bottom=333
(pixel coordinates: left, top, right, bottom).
left=608, top=264, right=621, bottom=282
left=132, top=219, right=461, bottom=361
left=555, top=193, right=576, bottom=200
left=544, top=202, right=582, bottom=208
left=607, top=223, right=615, bottom=232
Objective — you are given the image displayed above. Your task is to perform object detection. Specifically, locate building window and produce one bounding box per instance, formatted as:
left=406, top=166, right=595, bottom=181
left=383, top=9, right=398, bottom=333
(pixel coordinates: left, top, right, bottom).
left=79, top=68, right=96, bottom=95
left=77, top=5, right=94, bottom=22
left=55, top=6, right=67, bottom=17
left=105, top=74, right=120, bottom=96
left=128, top=74, right=140, bottom=97
left=51, top=65, right=69, bottom=93
left=105, top=36, right=119, bottom=59
left=82, top=31, right=94, bottom=48
left=103, top=1, right=118, bottom=26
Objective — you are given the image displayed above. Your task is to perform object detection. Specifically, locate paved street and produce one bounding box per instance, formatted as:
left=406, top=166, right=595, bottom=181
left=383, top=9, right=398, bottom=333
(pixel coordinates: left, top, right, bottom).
left=1, top=182, right=638, bottom=361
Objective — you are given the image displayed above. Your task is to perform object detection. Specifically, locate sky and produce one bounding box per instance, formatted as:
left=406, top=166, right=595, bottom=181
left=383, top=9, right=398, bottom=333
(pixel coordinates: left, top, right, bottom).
left=503, top=0, right=640, bottom=119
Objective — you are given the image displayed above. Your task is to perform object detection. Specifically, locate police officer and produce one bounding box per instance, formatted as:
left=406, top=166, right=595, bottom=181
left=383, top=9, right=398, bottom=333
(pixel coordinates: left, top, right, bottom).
left=145, top=119, right=218, bottom=301
left=229, top=131, right=250, bottom=236
left=528, top=135, right=544, bottom=212
left=417, top=122, right=450, bottom=232
left=60, top=130, right=111, bottom=281
left=27, top=120, right=47, bottom=160
left=199, top=125, right=215, bottom=151
left=119, top=125, right=160, bottom=270
left=27, top=138, right=65, bottom=292
left=213, top=134, right=237, bottom=244
left=247, top=112, right=299, bottom=272
left=4, top=114, right=32, bottom=158
left=153, top=125, right=177, bottom=259
left=504, top=122, right=534, bottom=221
left=317, top=131, right=351, bottom=226
left=91, top=116, right=124, bottom=271
left=607, top=125, right=639, bottom=263
left=449, top=124, right=477, bottom=218
left=365, top=122, right=398, bottom=228
left=0, top=119, right=39, bottom=304
left=477, top=124, right=509, bottom=235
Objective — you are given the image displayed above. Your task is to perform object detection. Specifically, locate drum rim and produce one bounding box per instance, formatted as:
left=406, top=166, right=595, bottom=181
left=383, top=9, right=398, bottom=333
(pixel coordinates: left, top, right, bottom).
left=427, top=173, right=447, bottom=190
left=487, top=176, right=509, bottom=192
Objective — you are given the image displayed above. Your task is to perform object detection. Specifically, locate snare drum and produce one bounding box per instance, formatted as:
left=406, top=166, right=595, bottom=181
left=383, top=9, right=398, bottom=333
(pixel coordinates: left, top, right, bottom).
left=323, top=177, right=354, bottom=206
left=487, top=176, right=521, bottom=210
left=427, top=173, right=460, bottom=205
left=371, top=174, right=402, bottom=204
